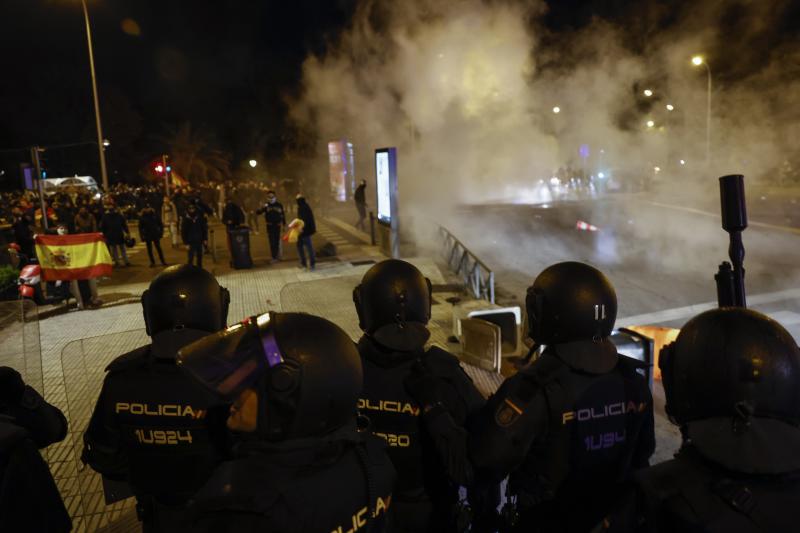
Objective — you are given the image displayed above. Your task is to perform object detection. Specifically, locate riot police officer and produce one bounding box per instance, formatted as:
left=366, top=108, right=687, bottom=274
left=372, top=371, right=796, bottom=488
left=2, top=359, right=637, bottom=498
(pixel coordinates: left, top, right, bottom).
left=176, top=311, right=396, bottom=532
left=468, top=261, right=655, bottom=533
left=625, top=307, right=800, bottom=532
left=353, top=259, right=492, bottom=532
left=0, top=366, right=68, bottom=449
left=82, top=265, right=232, bottom=532
left=0, top=367, right=71, bottom=532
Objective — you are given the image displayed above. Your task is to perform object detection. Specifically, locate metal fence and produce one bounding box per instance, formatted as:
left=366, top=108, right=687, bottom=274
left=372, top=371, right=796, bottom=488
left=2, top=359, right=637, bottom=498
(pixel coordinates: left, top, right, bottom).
left=439, top=226, right=496, bottom=304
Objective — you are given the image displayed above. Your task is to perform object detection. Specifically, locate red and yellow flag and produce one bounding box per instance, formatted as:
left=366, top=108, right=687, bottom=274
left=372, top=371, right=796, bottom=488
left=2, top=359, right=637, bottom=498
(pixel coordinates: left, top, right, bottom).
left=34, top=233, right=113, bottom=281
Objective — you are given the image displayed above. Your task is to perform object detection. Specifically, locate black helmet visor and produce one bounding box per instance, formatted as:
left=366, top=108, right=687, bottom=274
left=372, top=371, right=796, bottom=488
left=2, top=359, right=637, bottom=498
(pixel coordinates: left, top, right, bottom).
left=177, top=313, right=284, bottom=401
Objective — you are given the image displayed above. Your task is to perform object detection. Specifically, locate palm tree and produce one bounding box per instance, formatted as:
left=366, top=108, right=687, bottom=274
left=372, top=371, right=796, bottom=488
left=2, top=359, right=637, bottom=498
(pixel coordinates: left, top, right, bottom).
left=157, top=122, right=231, bottom=183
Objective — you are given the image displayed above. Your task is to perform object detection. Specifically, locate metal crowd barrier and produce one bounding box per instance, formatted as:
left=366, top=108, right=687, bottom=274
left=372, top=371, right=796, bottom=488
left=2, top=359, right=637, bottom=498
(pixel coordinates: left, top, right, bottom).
left=438, top=226, right=496, bottom=304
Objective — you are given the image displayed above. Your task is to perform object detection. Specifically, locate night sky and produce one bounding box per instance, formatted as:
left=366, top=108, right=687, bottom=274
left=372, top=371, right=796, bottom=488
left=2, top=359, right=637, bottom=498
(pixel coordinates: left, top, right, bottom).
left=0, top=0, right=797, bottom=187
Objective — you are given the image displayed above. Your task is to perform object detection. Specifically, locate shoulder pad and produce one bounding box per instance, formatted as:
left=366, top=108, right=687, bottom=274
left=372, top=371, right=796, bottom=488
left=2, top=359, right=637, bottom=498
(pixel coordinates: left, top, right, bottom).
left=519, top=352, right=568, bottom=386
left=105, top=345, right=151, bottom=373
left=423, top=345, right=461, bottom=376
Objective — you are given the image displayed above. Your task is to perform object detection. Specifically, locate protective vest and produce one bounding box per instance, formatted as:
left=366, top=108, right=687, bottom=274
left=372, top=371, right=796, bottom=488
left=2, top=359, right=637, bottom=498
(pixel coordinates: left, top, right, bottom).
left=509, top=351, right=651, bottom=530
left=190, top=432, right=395, bottom=533
left=83, top=345, right=230, bottom=504
left=358, top=339, right=477, bottom=497
left=635, top=446, right=800, bottom=533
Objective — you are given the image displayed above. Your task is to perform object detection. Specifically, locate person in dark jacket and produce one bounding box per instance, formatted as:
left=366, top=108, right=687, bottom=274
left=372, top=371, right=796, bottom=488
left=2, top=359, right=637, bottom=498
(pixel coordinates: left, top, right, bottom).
left=74, top=206, right=97, bottom=234
left=222, top=200, right=245, bottom=231
left=255, top=191, right=286, bottom=262
left=83, top=266, right=232, bottom=532
left=295, top=194, right=316, bottom=270
left=100, top=206, right=132, bottom=267
left=177, top=312, right=396, bottom=533
left=354, top=179, right=367, bottom=230
left=181, top=204, right=207, bottom=269
left=11, top=209, right=35, bottom=259
left=0, top=366, right=71, bottom=532
left=139, top=207, right=167, bottom=267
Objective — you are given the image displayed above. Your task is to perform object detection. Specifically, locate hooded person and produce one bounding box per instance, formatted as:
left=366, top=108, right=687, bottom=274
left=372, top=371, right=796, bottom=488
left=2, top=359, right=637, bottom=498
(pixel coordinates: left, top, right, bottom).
left=353, top=259, right=494, bottom=532
left=82, top=265, right=232, bottom=532
left=176, top=311, right=396, bottom=533
left=468, top=261, right=655, bottom=533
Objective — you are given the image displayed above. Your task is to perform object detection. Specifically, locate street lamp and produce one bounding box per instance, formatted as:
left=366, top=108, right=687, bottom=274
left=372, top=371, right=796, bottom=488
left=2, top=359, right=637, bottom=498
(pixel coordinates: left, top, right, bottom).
left=646, top=119, right=655, bottom=128
left=80, top=0, right=109, bottom=192
left=643, top=89, right=653, bottom=97
left=102, top=138, right=110, bottom=147
left=249, top=159, right=257, bottom=168
left=552, top=106, right=560, bottom=114
left=691, top=55, right=712, bottom=166
left=665, top=104, right=675, bottom=111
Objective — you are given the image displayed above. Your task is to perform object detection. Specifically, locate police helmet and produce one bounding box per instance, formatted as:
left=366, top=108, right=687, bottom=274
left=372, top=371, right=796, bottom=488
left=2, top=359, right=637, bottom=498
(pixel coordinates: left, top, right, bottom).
left=177, top=312, right=362, bottom=441
left=525, top=261, right=617, bottom=345
left=660, top=307, right=800, bottom=473
left=142, top=265, right=230, bottom=336
left=353, top=259, right=432, bottom=351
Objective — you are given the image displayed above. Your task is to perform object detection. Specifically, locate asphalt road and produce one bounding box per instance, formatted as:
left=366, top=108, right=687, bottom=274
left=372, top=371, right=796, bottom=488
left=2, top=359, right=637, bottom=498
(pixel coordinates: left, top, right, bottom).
left=451, top=192, right=800, bottom=339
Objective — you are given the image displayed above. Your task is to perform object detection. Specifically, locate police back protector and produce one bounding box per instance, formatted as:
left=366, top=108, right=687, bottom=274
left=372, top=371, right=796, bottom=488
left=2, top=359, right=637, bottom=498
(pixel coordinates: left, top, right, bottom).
left=510, top=350, right=651, bottom=530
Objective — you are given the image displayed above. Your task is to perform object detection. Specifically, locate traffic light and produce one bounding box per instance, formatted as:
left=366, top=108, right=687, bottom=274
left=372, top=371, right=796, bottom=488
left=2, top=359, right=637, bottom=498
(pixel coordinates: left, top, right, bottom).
left=154, top=163, right=164, bottom=175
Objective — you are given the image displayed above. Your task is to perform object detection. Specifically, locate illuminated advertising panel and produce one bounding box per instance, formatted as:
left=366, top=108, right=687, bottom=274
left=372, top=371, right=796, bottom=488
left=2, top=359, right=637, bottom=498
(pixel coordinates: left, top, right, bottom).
left=376, top=150, right=391, bottom=222
left=328, top=141, right=346, bottom=202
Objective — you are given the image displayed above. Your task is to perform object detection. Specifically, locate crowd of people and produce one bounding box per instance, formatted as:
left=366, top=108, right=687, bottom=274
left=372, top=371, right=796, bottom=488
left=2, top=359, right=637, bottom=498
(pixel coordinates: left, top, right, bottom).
left=3, top=257, right=798, bottom=533
left=1, top=177, right=322, bottom=306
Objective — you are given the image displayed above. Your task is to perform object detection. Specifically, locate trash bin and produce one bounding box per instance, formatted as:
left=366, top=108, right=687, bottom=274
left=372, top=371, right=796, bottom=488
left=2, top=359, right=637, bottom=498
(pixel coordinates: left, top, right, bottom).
left=228, top=227, right=253, bottom=269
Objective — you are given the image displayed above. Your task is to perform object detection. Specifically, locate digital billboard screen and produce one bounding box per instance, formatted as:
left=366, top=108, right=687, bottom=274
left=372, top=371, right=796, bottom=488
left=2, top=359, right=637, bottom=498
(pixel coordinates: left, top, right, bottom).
left=376, top=150, right=391, bottom=222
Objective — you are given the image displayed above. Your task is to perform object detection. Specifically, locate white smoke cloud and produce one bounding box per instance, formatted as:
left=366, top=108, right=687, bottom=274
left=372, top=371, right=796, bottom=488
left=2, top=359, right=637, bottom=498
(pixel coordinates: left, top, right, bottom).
left=287, top=0, right=799, bottom=257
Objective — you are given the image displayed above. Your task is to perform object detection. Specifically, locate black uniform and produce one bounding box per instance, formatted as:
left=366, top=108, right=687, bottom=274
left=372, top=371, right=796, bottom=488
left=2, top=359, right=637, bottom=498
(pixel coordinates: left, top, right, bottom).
left=0, top=367, right=68, bottom=449
left=0, top=367, right=71, bottom=532
left=358, top=337, right=486, bottom=532
left=82, top=331, right=231, bottom=531
left=469, top=342, right=654, bottom=533
left=627, top=445, right=800, bottom=533
left=190, top=428, right=395, bottom=533
left=0, top=416, right=71, bottom=533
left=256, top=200, right=286, bottom=260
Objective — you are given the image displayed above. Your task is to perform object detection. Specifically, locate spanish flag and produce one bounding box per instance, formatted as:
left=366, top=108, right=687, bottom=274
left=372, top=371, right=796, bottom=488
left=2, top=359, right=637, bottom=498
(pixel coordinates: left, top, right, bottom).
left=34, top=233, right=113, bottom=281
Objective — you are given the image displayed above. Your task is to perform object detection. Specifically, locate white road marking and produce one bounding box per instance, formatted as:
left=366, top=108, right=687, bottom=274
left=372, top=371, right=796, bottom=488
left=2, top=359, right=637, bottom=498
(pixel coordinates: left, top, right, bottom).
left=618, top=287, right=800, bottom=326
left=646, top=201, right=800, bottom=235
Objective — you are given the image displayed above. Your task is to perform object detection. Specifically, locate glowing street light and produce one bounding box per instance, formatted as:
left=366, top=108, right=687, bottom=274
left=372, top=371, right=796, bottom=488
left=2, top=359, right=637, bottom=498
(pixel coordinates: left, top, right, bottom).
left=654, top=166, right=661, bottom=173
left=680, top=159, right=686, bottom=165
left=643, top=89, right=653, bottom=97
left=692, top=54, right=712, bottom=166
left=552, top=106, right=561, bottom=114
left=248, top=159, right=257, bottom=168
left=646, top=119, right=655, bottom=128
left=102, top=139, right=110, bottom=147
left=665, top=104, right=675, bottom=111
